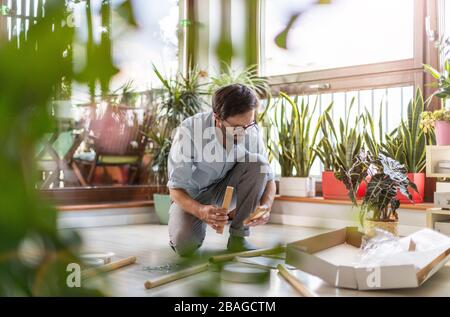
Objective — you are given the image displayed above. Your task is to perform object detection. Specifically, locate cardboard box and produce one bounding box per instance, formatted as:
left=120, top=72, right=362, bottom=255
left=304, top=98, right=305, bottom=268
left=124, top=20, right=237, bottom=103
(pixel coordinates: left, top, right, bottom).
left=286, top=227, right=450, bottom=290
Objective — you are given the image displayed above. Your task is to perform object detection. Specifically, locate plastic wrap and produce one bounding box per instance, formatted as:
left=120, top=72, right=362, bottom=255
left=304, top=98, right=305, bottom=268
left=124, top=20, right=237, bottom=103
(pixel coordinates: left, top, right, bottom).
left=358, top=228, right=450, bottom=269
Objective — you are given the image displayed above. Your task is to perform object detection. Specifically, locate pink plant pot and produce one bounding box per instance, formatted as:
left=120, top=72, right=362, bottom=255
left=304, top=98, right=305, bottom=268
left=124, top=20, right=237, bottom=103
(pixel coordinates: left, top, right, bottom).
left=435, top=121, right=450, bottom=146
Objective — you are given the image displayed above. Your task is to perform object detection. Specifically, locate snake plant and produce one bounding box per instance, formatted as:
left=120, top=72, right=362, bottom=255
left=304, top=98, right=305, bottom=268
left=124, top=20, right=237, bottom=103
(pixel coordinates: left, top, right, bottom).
left=267, top=93, right=330, bottom=177
left=382, top=89, right=434, bottom=173
left=315, top=98, right=364, bottom=179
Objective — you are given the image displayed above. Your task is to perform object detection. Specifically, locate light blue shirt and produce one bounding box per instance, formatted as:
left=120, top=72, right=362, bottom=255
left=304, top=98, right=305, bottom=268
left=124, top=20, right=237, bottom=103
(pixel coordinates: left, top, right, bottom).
left=167, top=111, right=274, bottom=198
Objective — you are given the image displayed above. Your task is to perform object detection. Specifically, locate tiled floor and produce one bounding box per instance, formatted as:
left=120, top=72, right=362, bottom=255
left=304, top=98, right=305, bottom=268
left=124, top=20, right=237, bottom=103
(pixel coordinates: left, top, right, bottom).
left=74, top=224, right=450, bottom=297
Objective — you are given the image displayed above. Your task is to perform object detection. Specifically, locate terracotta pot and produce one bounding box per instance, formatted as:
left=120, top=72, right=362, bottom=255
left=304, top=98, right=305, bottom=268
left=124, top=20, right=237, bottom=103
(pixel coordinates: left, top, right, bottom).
left=322, top=171, right=367, bottom=200
left=435, top=121, right=450, bottom=146
left=396, top=173, right=425, bottom=204
left=364, top=219, right=399, bottom=237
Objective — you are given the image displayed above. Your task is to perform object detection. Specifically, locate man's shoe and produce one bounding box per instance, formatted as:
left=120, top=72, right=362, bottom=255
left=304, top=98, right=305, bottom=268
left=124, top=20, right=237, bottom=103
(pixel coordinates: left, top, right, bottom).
left=227, top=235, right=258, bottom=252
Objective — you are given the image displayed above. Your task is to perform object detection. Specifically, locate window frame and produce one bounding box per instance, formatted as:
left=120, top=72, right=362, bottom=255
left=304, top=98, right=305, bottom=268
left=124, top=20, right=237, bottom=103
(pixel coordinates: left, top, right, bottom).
left=260, top=0, right=439, bottom=107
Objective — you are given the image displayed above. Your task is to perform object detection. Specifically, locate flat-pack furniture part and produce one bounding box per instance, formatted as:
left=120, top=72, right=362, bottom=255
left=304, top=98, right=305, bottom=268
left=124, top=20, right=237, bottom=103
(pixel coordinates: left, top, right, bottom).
left=286, top=227, right=450, bottom=290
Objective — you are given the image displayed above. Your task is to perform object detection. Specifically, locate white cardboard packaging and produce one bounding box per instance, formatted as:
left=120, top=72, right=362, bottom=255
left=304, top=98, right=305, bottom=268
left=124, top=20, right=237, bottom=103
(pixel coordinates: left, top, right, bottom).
left=286, top=227, right=450, bottom=290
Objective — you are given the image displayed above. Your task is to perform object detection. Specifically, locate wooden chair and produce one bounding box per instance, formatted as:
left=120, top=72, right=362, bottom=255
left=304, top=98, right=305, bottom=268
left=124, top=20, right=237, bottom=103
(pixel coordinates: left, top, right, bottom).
left=72, top=104, right=152, bottom=186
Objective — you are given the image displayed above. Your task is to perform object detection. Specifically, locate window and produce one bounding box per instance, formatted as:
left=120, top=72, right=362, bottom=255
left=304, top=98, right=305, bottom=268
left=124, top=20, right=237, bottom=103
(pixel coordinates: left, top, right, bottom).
left=71, top=0, right=179, bottom=102
left=265, top=85, right=414, bottom=177
left=260, top=0, right=436, bottom=180
left=262, top=0, right=415, bottom=76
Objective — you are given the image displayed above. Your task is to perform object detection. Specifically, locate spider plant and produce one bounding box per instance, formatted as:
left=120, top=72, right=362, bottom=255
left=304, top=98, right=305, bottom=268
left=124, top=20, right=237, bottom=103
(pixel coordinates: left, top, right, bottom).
left=267, top=93, right=329, bottom=177
left=208, top=64, right=270, bottom=98
left=109, top=79, right=139, bottom=107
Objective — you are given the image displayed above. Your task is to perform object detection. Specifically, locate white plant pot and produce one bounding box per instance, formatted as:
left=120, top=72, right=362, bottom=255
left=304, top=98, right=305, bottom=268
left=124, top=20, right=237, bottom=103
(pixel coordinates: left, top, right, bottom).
left=53, top=100, right=74, bottom=120
left=279, top=177, right=316, bottom=197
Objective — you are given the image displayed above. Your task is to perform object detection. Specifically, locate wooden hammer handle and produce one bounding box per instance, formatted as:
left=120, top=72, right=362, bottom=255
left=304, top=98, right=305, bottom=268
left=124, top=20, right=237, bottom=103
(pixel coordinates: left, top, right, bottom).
left=216, top=186, right=234, bottom=234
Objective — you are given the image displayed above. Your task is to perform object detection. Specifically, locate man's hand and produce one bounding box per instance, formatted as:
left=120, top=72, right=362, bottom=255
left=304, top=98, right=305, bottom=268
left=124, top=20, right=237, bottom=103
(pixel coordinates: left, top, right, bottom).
left=198, top=205, right=228, bottom=231
left=245, top=205, right=271, bottom=227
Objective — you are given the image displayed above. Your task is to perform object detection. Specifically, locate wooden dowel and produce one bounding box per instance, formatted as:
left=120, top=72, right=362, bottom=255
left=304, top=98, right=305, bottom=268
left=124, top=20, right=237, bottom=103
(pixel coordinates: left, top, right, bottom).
left=261, top=253, right=285, bottom=260
left=209, top=246, right=285, bottom=263
left=216, top=186, right=234, bottom=234
left=144, top=262, right=209, bottom=289
left=277, top=264, right=317, bottom=297
left=82, top=256, right=136, bottom=279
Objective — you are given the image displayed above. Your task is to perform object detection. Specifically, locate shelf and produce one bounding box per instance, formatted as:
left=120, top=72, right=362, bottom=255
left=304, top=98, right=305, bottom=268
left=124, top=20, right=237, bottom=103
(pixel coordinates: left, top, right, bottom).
left=426, top=208, right=450, bottom=229
left=426, top=146, right=450, bottom=178
left=57, top=200, right=154, bottom=212
left=274, top=196, right=433, bottom=211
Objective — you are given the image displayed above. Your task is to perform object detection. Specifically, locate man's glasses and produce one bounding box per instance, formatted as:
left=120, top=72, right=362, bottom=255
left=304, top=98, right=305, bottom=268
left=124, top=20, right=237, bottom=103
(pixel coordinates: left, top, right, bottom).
left=214, top=114, right=257, bottom=136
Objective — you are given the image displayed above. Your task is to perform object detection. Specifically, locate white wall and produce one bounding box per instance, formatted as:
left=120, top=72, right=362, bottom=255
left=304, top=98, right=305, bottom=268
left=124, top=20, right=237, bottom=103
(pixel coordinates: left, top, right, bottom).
left=270, top=200, right=428, bottom=236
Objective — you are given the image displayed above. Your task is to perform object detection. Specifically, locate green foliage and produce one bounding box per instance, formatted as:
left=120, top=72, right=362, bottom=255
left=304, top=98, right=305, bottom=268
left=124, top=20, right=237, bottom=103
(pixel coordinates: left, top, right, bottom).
left=208, top=64, right=270, bottom=98
left=362, top=103, right=386, bottom=158
left=382, top=89, right=433, bottom=173
left=342, top=152, right=417, bottom=224
left=109, top=80, right=139, bottom=107
left=424, top=61, right=450, bottom=100
left=315, top=98, right=364, bottom=177
left=274, top=0, right=332, bottom=49
left=0, top=0, right=137, bottom=296
left=0, top=1, right=89, bottom=296
left=267, top=93, right=330, bottom=177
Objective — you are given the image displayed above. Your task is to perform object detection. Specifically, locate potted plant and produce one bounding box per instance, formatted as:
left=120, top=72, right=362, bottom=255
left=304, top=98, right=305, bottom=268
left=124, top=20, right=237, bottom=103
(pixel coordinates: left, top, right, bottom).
left=424, top=61, right=450, bottom=108
left=422, top=61, right=450, bottom=145
left=342, top=151, right=417, bottom=236
left=208, top=64, right=270, bottom=98
left=109, top=80, right=139, bottom=107
left=421, top=108, right=450, bottom=146
left=52, top=76, right=74, bottom=120
left=146, top=65, right=207, bottom=224
left=383, top=89, right=433, bottom=203
left=316, top=98, right=366, bottom=200
left=267, top=93, right=327, bottom=197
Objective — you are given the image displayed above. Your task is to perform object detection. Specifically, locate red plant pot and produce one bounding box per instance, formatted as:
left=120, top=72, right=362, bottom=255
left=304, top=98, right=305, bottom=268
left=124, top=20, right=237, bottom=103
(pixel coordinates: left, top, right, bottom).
left=396, top=173, right=425, bottom=204
left=435, top=121, right=450, bottom=146
left=322, top=171, right=367, bottom=200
